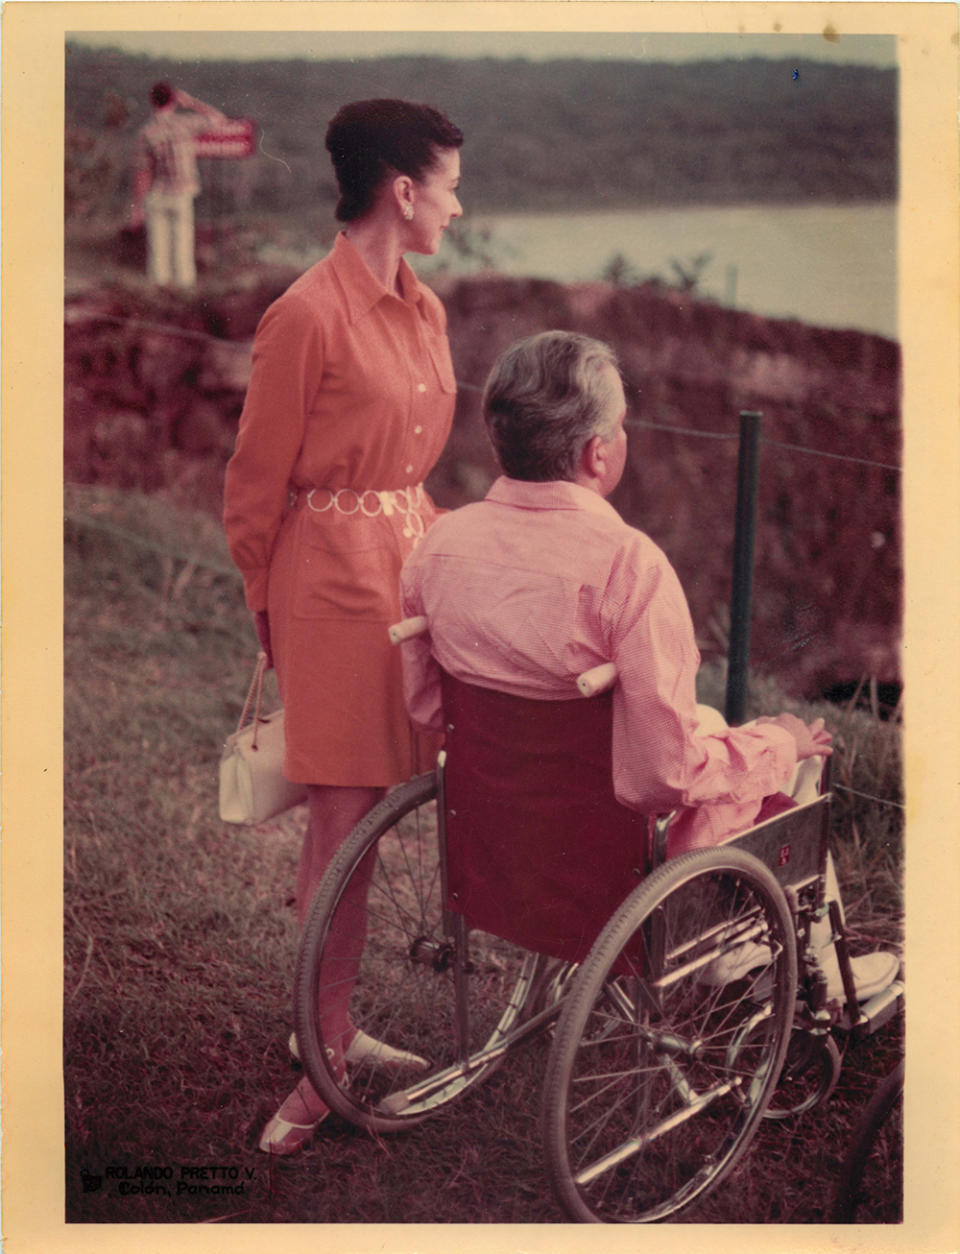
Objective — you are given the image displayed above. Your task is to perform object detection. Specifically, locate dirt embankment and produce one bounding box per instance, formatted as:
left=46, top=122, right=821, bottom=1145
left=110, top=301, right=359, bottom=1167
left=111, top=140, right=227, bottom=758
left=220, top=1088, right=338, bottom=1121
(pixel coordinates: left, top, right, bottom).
left=64, top=271, right=901, bottom=698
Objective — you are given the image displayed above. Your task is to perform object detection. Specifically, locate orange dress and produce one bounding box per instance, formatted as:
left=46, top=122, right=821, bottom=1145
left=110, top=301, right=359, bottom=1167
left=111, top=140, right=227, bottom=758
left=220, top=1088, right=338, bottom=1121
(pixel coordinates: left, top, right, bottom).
left=223, top=232, right=455, bottom=785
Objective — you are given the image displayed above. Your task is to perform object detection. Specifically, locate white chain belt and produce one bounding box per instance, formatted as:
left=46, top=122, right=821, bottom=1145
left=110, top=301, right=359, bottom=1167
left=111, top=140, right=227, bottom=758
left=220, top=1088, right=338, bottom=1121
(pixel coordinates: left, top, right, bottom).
left=291, top=483, right=427, bottom=541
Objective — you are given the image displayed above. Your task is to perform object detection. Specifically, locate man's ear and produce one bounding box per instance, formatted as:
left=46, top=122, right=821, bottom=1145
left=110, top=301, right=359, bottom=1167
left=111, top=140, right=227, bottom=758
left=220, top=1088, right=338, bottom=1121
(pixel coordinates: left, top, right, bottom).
left=580, top=433, right=605, bottom=481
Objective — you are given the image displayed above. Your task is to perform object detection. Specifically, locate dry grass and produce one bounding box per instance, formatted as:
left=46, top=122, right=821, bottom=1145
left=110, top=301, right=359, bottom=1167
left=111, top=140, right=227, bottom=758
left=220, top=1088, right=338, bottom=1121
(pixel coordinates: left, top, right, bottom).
left=64, top=485, right=903, bottom=1224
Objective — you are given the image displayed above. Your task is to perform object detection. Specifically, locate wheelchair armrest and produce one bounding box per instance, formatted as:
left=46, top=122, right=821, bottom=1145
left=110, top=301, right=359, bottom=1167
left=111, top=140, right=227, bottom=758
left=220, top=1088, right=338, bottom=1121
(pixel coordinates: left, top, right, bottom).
left=388, top=615, right=429, bottom=645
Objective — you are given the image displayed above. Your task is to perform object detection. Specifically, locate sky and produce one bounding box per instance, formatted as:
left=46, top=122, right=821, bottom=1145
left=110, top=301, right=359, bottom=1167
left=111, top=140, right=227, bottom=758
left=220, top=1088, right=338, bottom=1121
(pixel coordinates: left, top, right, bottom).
left=66, top=29, right=898, bottom=66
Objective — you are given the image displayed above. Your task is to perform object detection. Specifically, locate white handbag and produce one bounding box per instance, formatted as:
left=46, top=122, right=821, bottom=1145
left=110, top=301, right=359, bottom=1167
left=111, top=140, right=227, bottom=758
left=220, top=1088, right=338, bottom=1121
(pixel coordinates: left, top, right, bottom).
left=219, top=652, right=308, bottom=825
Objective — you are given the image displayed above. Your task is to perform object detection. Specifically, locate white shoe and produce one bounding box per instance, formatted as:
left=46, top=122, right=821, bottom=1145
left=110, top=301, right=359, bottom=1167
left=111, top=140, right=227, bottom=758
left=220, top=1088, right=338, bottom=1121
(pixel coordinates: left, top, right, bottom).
left=346, top=1028, right=431, bottom=1073
left=823, top=950, right=901, bottom=1004
left=258, top=1065, right=336, bottom=1156
left=289, top=1029, right=430, bottom=1073
left=701, top=941, right=773, bottom=986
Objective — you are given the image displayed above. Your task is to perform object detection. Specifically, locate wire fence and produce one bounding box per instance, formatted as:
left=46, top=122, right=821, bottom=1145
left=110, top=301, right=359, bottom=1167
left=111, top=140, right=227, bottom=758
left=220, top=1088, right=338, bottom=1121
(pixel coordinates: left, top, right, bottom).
left=64, top=306, right=248, bottom=349
left=834, top=785, right=904, bottom=812
left=628, top=418, right=900, bottom=474
left=66, top=305, right=902, bottom=476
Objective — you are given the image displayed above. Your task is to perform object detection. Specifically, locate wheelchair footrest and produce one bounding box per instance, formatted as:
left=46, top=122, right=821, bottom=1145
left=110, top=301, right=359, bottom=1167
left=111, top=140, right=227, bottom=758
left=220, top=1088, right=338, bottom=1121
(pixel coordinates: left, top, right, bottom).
left=838, top=979, right=904, bottom=1036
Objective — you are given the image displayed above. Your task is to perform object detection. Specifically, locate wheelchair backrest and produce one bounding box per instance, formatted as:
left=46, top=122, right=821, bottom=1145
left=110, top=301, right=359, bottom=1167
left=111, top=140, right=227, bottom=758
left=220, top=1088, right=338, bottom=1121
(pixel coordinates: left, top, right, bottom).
left=439, top=670, right=651, bottom=965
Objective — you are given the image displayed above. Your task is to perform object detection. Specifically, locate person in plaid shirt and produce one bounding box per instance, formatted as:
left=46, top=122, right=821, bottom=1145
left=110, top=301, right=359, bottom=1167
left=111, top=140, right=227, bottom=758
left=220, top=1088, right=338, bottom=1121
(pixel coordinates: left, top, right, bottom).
left=129, top=82, right=226, bottom=287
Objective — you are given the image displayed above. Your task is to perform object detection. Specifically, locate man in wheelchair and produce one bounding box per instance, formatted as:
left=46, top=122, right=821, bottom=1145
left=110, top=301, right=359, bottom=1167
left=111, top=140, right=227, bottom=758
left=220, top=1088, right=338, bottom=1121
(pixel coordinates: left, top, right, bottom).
left=400, top=330, right=898, bottom=1004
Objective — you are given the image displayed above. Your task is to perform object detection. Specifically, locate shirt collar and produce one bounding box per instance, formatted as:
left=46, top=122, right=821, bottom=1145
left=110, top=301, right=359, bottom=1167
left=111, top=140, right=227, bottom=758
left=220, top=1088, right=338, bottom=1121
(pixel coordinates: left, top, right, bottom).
left=330, top=230, right=423, bottom=324
left=486, top=476, right=622, bottom=520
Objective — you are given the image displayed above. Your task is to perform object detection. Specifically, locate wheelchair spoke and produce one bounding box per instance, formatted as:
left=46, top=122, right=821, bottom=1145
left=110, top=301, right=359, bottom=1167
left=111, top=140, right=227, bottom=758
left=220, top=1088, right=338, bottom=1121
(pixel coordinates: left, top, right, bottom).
left=368, top=844, right=435, bottom=938
left=390, top=817, right=442, bottom=922
left=568, top=1077, right=641, bottom=1175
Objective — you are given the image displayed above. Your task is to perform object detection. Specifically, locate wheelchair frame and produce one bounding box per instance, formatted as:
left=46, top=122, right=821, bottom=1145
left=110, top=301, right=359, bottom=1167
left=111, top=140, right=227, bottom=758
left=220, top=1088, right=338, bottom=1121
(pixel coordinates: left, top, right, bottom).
left=292, top=627, right=904, bottom=1222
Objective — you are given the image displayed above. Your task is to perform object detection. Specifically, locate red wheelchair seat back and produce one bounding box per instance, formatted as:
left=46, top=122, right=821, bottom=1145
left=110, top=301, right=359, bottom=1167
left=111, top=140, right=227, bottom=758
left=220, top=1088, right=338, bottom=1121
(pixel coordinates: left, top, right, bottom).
left=439, top=671, right=650, bottom=965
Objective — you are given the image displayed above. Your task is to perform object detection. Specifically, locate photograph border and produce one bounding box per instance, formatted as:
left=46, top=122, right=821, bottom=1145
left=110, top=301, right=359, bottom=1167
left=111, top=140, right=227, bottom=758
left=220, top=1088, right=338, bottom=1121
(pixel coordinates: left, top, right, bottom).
left=3, top=3, right=958, bottom=1251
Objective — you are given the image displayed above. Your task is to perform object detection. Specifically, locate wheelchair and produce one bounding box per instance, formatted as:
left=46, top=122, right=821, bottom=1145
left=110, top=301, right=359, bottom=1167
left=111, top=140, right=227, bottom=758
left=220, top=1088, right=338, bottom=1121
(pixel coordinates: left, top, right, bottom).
left=292, top=618, right=904, bottom=1223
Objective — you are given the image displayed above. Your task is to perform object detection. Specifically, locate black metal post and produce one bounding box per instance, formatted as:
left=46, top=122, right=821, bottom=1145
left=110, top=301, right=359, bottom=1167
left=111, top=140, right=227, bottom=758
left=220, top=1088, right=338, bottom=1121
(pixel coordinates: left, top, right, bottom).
left=725, top=411, right=762, bottom=725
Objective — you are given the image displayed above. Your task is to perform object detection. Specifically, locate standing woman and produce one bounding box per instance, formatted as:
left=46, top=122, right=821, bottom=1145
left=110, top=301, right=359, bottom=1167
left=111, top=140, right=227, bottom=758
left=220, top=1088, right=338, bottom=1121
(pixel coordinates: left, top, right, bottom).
left=223, top=99, right=463, bottom=1154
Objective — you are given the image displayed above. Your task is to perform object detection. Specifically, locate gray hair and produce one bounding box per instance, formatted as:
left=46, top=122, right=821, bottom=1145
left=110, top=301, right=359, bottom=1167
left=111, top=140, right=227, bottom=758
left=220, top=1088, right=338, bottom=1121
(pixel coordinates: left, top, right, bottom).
left=482, top=332, right=622, bottom=482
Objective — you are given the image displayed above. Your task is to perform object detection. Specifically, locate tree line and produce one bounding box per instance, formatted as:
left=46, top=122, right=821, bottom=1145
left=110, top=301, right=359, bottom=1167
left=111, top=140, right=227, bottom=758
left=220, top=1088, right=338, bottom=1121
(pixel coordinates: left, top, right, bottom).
left=65, top=43, right=897, bottom=220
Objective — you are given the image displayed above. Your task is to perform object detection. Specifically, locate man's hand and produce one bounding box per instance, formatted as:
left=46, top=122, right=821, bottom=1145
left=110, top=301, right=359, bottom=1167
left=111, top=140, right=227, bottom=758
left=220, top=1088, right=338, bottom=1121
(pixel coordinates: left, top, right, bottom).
left=254, top=610, right=273, bottom=669
left=757, top=712, right=833, bottom=759
left=174, top=88, right=227, bottom=124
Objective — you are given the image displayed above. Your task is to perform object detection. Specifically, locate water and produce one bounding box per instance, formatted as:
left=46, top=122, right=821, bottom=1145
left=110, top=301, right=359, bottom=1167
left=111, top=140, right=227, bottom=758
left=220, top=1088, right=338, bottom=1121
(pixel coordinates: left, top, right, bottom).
left=414, top=202, right=898, bottom=341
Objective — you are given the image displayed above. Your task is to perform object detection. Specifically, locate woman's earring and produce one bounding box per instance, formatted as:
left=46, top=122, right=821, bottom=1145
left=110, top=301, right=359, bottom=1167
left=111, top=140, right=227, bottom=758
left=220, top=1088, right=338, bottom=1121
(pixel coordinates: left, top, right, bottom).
left=402, top=205, right=414, bottom=221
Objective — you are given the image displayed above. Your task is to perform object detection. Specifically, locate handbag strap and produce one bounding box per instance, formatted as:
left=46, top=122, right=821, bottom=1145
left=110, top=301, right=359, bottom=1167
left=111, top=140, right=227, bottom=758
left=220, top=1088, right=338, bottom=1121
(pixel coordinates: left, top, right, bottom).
left=235, top=651, right=268, bottom=748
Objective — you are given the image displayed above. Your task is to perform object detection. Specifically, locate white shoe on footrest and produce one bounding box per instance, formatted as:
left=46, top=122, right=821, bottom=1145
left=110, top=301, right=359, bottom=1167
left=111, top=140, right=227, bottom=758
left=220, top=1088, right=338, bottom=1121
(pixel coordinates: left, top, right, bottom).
left=701, top=941, right=773, bottom=986
left=825, top=951, right=901, bottom=1004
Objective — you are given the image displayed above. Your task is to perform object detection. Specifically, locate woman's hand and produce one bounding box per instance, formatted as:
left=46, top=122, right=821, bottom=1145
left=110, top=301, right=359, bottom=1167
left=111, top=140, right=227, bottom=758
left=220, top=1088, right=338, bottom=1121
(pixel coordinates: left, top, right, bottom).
left=254, top=610, right=273, bottom=669
left=757, top=713, right=833, bottom=759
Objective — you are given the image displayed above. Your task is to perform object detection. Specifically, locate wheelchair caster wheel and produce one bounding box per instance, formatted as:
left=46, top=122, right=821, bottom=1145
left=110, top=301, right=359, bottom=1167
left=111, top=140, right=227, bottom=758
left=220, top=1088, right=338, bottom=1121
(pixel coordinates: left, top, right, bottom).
left=762, top=1029, right=841, bottom=1119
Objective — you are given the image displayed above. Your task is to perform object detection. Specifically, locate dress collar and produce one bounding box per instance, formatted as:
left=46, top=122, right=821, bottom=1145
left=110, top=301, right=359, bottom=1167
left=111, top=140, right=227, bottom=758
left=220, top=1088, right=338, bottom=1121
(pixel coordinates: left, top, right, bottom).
left=486, top=476, right=621, bottom=520
left=329, top=230, right=423, bottom=324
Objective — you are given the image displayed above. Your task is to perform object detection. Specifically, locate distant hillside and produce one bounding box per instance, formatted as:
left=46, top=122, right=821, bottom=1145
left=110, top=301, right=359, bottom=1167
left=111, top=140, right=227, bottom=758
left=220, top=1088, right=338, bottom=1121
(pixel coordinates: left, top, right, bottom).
left=65, top=45, right=897, bottom=220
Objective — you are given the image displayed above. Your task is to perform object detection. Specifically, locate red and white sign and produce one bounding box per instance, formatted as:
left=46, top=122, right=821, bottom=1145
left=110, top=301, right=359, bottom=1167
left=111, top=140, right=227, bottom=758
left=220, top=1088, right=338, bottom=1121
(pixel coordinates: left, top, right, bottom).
left=195, top=118, right=256, bottom=159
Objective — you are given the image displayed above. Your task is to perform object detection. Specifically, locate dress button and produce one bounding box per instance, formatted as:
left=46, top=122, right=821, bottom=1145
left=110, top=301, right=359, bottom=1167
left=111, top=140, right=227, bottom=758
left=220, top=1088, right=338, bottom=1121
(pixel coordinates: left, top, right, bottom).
left=417, top=382, right=427, bottom=393
left=414, top=425, right=423, bottom=435
left=405, top=464, right=414, bottom=475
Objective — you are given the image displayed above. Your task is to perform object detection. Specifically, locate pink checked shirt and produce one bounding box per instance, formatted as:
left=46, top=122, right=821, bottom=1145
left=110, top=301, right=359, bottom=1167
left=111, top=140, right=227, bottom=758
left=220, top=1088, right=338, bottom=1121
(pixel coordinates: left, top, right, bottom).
left=400, top=477, right=799, bottom=854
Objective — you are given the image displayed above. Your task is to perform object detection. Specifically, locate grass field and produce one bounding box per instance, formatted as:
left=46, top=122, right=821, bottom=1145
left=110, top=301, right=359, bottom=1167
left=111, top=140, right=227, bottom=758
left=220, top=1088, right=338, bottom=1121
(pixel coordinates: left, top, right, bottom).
left=63, top=483, right=904, bottom=1224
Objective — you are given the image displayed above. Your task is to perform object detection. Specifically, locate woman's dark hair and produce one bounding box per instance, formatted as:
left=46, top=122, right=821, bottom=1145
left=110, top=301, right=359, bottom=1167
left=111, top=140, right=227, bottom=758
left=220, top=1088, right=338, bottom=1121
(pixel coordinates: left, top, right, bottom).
left=325, top=98, right=463, bottom=223
left=150, top=81, right=174, bottom=109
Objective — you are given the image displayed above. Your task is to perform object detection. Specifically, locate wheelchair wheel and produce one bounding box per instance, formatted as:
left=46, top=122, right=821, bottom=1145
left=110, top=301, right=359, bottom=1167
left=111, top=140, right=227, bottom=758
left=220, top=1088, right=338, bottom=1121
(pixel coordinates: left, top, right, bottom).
left=543, top=846, right=797, bottom=1223
left=293, top=772, right=543, bottom=1132
left=832, top=1059, right=904, bottom=1222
